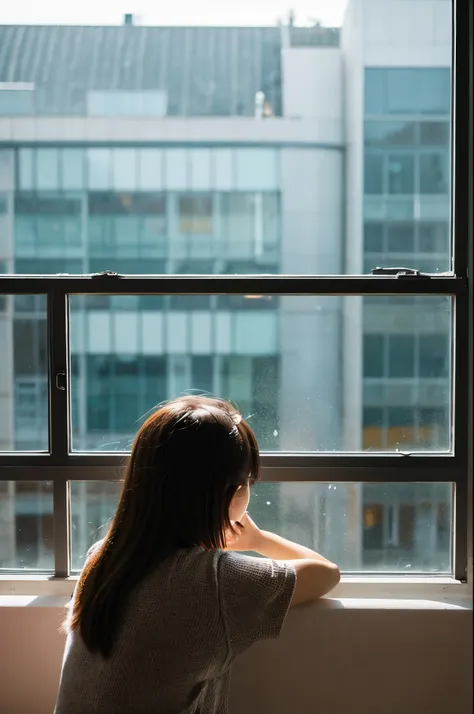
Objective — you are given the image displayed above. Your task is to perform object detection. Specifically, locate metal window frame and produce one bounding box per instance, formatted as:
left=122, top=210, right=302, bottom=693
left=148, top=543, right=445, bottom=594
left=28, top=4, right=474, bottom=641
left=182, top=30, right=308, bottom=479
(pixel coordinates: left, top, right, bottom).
left=0, top=0, right=471, bottom=581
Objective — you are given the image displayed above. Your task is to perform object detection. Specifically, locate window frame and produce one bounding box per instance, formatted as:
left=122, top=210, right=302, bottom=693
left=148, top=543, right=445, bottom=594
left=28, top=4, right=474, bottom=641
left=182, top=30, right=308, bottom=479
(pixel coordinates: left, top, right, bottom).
left=0, top=0, right=471, bottom=584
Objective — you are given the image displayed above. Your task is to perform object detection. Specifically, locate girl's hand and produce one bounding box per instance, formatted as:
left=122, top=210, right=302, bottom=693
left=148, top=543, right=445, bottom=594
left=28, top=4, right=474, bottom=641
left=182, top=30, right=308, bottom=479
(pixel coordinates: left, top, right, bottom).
left=224, top=513, right=262, bottom=552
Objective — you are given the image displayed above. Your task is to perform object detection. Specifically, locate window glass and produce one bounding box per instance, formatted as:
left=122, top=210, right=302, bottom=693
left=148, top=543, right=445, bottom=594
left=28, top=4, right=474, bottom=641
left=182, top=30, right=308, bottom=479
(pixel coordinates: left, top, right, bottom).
left=70, top=481, right=452, bottom=574
left=220, top=193, right=255, bottom=258
left=419, top=122, right=450, bottom=146
left=87, top=149, right=112, bottom=190
left=364, top=154, right=384, bottom=194
left=165, top=149, right=187, bottom=190
left=364, top=223, right=384, bottom=252
left=36, top=149, right=60, bottom=190
left=388, top=154, right=414, bottom=194
left=363, top=335, right=384, bottom=377
left=138, top=150, right=164, bottom=190
left=15, top=195, right=82, bottom=258
left=61, top=149, right=85, bottom=190
left=0, top=482, right=53, bottom=570
left=388, top=335, right=415, bottom=378
left=235, top=149, right=278, bottom=191
left=420, top=153, right=449, bottom=194
left=386, top=70, right=420, bottom=114
left=189, top=150, right=212, bottom=190
left=0, top=88, right=35, bottom=115
left=419, top=335, right=449, bottom=378
left=365, top=69, right=451, bottom=116
left=18, top=149, right=34, bottom=190
left=0, top=298, right=48, bottom=452
left=419, top=223, right=449, bottom=253
left=365, top=121, right=416, bottom=146
left=69, top=295, right=451, bottom=453
left=387, top=224, right=415, bottom=253
left=87, top=91, right=167, bottom=117
left=178, top=195, right=213, bottom=234
left=112, top=150, right=137, bottom=191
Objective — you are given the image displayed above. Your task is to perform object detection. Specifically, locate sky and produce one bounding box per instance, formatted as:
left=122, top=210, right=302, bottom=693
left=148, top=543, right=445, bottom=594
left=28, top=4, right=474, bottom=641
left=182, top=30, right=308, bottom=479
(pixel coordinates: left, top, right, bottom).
left=0, top=1, right=349, bottom=28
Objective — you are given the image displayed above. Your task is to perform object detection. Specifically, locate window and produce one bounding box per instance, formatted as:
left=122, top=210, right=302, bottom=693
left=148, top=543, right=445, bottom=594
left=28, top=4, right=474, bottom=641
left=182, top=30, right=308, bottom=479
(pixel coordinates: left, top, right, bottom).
left=178, top=195, right=213, bottom=234
left=0, top=84, right=35, bottom=115
left=87, top=91, right=168, bottom=117
left=364, top=154, right=384, bottom=194
left=387, top=154, right=415, bottom=194
left=365, top=69, right=451, bottom=116
left=419, top=153, right=450, bottom=194
left=0, top=5, right=470, bottom=585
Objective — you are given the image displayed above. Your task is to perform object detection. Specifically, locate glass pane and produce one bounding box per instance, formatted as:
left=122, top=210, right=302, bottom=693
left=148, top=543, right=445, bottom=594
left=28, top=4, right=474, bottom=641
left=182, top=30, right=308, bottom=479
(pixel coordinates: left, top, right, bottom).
left=388, top=154, right=415, bottom=194
left=420, top=153, right=450, bottom=194
left=1, top=17, right=451, bottom=275
left=364, top=154, right=384, bottom=194
left=0, top=481, right=53, bottom=570
left=70, top=481, right=452, bottom=574
left=365, top=121, right=416, bottom=146
left=36, top=149, right=60, bottom=190
left=61, top=149, right=85, bottom=190
left=0, top=295, right=48, bottom=451
left=70, top=294, right=451, bottom=453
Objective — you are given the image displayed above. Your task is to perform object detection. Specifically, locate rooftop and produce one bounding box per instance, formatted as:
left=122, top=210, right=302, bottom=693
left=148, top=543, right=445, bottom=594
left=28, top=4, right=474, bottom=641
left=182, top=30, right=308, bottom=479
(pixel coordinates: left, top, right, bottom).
left=0, top=24, right=339, bottom=117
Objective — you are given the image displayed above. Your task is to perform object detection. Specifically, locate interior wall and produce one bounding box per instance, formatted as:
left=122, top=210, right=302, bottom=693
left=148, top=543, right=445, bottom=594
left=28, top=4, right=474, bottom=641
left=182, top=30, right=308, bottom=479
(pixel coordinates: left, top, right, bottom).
left=0, top=601, right=471, bottom=714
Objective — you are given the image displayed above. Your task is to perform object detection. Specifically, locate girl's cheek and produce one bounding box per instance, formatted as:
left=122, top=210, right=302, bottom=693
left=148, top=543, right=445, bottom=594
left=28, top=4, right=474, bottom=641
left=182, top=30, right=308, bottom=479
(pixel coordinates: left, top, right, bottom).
left=230, top=485, right=250, bottom=521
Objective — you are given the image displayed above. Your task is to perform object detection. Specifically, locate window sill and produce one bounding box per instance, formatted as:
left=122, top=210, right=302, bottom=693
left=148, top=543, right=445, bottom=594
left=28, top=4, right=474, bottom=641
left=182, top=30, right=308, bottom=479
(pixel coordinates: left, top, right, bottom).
left=0, top=593, right=471, bottom=611
left=0, top=573, right=472, bottom=610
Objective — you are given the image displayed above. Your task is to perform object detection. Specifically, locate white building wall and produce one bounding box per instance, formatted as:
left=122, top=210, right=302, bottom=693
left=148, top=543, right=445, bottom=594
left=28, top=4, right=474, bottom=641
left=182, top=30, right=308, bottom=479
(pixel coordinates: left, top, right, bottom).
left=282, top=47, right=343, bottom=139
left=341, top=0, right=452, bottom=453
left=279, top=148, right=344, bottom=450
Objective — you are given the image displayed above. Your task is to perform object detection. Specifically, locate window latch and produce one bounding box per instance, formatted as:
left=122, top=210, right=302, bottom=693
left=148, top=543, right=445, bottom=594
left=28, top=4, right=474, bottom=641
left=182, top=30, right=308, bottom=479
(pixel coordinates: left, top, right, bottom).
left=371, top=267, right=431, bottom=278
left=90, top=271, right=122, bottom=279
left=55, top=371, right=66, bottom=391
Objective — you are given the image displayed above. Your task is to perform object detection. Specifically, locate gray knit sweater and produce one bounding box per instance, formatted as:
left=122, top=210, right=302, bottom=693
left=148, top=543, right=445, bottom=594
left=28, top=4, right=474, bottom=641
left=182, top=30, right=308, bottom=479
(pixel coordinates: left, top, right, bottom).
left=55, top=546, right=296, bottom=714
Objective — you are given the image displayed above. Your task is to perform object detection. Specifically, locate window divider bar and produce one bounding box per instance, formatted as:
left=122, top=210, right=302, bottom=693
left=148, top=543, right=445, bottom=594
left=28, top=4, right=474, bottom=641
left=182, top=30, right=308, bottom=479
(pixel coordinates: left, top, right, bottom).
left=0, top=275, right=468, bottom=296
left=0, top=462, right=464, bottom=484
left=48, top=290, right=69, bottom=459
left=452, top=0, right=472, bottom=279
left=454, top=480, right=468, bottom=582
left=53, top=479, right=70, bottom=578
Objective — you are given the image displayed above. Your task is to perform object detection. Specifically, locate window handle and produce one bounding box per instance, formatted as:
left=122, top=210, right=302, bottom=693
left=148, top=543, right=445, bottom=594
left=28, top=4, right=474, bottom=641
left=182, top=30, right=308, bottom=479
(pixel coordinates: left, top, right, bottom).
left=55, top=371, right=66, bottom=391
left=91, top=271, right=122, bottom=278
left=371, top=267, right=452, bottom=278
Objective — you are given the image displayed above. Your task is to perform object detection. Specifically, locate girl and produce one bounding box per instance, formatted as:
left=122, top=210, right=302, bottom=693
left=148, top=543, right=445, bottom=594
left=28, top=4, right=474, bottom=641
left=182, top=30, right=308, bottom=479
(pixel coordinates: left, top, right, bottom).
left=55, top=395, right=340, bottom=714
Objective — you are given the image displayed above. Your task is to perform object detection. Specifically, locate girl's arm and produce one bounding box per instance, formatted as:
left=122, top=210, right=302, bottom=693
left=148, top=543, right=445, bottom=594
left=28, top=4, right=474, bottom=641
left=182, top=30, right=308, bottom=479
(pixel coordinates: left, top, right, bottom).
left=226, top=513, right=340, bottom=605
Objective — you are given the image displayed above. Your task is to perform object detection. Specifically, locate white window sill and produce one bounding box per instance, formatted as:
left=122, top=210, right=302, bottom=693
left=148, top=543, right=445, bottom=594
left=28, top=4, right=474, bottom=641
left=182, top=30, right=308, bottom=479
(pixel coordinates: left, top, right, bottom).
left=0, top=594, right=471, bottom=611
left=0, top=574, right=472, bottom=610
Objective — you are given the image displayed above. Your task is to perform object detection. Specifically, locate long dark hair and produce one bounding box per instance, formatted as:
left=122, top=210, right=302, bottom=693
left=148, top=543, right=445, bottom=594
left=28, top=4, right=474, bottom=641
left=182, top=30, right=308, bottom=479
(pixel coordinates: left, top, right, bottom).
left=68, top=395, right=260, bottom=658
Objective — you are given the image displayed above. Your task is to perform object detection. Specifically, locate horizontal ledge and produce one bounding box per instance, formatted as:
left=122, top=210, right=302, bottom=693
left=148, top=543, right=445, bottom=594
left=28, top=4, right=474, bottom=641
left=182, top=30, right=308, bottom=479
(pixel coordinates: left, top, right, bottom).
left=0, top=463, right=463, bottom=483
left=0, top=577, right=471, bottom=608
left=0, top=275, right=467, bottom=295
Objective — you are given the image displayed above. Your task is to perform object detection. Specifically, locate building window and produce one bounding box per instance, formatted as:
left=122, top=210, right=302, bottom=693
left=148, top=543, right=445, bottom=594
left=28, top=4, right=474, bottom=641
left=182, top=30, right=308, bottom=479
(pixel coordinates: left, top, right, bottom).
left=365, top=68, right=451, bottom=116
left=87, top=91, right=168, bottom=117
left=178, top=195, right=213, bottom=234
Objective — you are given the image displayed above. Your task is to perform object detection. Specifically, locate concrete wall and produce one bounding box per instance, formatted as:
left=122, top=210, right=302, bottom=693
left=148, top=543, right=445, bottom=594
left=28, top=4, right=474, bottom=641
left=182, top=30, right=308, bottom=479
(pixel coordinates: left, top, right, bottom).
left=282, top=47, right=343, bottom=135
left=361, top=0, right=452, bottom=67
left=0, top=600, right=471, bottom=714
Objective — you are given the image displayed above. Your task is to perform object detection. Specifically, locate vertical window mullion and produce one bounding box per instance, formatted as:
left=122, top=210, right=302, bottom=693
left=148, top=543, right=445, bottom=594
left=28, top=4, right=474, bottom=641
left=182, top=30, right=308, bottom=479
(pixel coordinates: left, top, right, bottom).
left=48, top=289, right=70, bottom=575
left=53, top=479, right=70, bottom=577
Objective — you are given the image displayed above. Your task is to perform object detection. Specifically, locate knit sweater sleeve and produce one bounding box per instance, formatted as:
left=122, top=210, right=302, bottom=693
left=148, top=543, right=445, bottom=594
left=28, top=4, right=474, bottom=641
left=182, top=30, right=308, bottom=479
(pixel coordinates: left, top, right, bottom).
left=217, top=551, right=296, bottom=658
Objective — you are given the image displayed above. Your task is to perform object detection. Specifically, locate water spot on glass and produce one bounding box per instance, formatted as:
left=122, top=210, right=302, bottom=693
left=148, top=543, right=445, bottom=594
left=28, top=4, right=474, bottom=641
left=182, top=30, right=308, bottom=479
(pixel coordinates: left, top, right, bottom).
left=328, top=485, right=332, bottom=490
left=334, top=486, right=337, bottom=491
left=404, top=564, right=412, bottom=569
left=266, top=501, right=271, bottom=506
left=273, top=430, right=278, bottom=438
